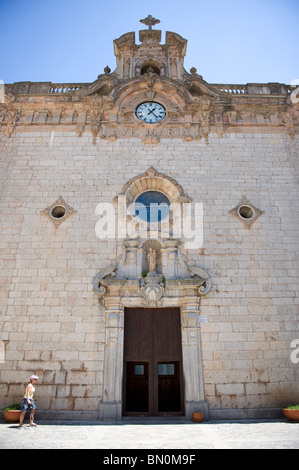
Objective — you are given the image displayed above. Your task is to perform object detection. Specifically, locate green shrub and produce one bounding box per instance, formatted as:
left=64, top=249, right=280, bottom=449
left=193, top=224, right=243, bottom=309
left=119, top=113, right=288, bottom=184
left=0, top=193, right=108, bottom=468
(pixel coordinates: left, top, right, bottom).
left=2, top=403, right=21, bottom=412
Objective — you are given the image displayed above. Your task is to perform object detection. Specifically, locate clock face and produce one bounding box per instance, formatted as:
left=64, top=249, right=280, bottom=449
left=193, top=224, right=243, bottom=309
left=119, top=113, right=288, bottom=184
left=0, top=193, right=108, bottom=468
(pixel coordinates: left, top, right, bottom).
left=136, top=102, right=166, bottom=124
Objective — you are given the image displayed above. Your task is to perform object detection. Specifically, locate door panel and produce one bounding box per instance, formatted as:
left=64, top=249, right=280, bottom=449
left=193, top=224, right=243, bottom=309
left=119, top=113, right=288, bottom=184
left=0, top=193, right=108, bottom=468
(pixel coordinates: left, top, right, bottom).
left=158, top=362, right=181, bottom=412
left=123, top=308, right=184, bottom=416
left=125, top=362, right=149, bottom=412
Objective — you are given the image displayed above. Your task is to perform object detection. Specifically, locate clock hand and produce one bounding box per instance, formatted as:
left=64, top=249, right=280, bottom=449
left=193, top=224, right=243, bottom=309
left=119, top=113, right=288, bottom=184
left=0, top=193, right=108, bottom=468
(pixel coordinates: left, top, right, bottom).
left=147, top=107, right=157, bottom=115
left=147, top=108, right=158, bottom=119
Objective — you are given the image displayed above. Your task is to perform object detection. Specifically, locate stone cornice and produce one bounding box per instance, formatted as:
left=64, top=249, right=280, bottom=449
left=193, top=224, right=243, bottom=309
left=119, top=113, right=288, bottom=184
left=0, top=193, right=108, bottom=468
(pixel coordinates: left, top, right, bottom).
left=5, top=80, right=293, bottom=99
left=2, top=63, right=298, bottom=142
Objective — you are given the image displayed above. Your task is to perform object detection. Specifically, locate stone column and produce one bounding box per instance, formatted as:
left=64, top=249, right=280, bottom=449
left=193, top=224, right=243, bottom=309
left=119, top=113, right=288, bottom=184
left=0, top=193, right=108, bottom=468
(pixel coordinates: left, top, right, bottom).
left=181, top=299, right=209, bottom=419
left=160, top=240, right=181, bottom=279
left=99, top=301, right=124, bottom=420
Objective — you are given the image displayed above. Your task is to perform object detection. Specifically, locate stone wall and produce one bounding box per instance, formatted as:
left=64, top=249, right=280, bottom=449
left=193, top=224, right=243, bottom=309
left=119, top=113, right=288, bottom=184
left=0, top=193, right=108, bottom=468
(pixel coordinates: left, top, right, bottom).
left=0, top=126, right=298, bottom=419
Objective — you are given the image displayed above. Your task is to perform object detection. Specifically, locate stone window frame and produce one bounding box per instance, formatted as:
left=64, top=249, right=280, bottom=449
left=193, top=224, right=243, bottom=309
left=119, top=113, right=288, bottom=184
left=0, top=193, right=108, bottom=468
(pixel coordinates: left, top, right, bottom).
left=228, top=196, right=264, bottom=228
left=113, top=166, right=193, bottom=236
left=40, top=196, right=77, bottom=227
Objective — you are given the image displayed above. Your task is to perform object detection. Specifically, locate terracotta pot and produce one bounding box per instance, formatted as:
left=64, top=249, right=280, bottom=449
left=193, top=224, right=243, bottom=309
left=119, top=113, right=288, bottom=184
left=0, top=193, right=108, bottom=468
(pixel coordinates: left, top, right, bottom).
left=3, top=410, right=22, bottom=423
left=192, top=412, right=204, bottom=423
left=283, top=408, right=299, bottom=422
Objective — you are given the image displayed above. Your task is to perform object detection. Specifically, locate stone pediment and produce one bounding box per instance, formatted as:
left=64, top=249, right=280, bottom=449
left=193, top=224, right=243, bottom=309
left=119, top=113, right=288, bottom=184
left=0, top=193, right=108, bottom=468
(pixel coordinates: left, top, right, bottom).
left=84, top=67, right=222, bottom=104
left=76, top=19, right=228, bottom=144
left=81, top=72, right=220, bottom=143
left=93, top=237, right=211, bottom=306
left=112, top=26, right=188, bottom=81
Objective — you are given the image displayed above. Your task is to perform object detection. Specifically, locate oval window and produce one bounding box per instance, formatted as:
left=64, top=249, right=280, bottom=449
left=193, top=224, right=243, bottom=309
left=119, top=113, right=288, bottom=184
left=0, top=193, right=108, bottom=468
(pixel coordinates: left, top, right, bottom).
left=238, top=205, right=254, bottom=220
left=50, top=205, right=67, bottom=219
left=134, top=191, right=171, bottom=222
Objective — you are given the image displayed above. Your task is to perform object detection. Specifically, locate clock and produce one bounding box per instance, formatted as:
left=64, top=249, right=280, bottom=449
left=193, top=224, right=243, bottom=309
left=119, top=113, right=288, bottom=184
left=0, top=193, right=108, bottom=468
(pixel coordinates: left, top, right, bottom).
left=136, top=101, right=166, bottom=124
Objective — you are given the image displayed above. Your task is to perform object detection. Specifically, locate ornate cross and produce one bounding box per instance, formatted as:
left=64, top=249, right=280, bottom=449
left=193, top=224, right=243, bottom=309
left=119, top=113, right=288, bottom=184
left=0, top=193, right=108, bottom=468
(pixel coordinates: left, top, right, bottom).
left=140, top=15, right=160, bottom=30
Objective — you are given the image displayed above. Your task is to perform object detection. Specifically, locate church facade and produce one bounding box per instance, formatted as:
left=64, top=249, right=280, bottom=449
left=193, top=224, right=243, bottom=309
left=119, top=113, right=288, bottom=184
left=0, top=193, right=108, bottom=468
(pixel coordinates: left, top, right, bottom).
left=0, top=16, right=298, bottom=420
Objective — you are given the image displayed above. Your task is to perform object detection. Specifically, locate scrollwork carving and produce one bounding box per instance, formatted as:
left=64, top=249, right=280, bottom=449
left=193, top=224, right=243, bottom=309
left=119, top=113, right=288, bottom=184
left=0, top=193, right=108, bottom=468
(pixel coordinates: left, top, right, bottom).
left=188, top=266, right=211, bottom=295
left=93, top=266, right=117, bottom=298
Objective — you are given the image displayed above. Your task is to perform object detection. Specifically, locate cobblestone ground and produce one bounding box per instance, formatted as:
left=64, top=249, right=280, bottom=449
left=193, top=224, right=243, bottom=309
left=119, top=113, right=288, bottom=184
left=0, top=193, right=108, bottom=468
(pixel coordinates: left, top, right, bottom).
left=0, top=419, right=298, bottom=450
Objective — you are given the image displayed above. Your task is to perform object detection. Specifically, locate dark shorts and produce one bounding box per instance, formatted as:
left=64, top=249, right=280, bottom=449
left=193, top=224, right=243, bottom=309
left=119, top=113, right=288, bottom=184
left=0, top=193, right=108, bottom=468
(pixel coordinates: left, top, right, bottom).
left=20, top=398, right=37, bottom=412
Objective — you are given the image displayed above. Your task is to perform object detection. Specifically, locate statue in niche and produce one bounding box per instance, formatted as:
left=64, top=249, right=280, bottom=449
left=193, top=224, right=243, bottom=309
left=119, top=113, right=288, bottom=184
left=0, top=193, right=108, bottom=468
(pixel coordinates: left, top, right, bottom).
left=147, top=248, right=157, bottom=273
left=141, top=247, right=164, bottom=306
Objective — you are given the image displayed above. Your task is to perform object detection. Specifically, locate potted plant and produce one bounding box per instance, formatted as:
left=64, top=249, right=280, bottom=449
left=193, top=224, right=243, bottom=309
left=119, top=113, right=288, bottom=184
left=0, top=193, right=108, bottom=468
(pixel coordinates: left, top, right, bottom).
left=192, top=412, right=205, bottom=423
left=2, top=403, right=21, bottom=423
left=282, top=405, right=299, bottom=422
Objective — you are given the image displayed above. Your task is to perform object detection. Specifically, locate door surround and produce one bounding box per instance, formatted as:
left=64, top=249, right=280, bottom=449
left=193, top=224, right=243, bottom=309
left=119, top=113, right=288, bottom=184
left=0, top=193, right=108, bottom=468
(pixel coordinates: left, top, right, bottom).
left=94, top=169, right=212, bottom=420
left=97, top=276, right=210, bottom=420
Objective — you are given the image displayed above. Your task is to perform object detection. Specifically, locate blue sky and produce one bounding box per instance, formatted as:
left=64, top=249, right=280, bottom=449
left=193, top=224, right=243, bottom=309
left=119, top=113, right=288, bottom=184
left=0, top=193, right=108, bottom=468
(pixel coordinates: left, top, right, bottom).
left=0, top=0, right=298, bottom=85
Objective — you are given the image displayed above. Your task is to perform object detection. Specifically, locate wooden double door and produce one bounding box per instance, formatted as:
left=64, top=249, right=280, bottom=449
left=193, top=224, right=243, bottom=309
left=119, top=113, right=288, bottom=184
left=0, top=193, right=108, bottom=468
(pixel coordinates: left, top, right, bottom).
left=123, top=308, right=184, bottom=416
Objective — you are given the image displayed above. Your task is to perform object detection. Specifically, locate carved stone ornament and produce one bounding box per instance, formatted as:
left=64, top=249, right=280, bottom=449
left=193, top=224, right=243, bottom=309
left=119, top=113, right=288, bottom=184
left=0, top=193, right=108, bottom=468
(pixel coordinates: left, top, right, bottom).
left=228, top=196, right=264, bottom=228
left=188, top=266, right=211, bottom=295
left=117, top=166, right=193, bottom=204
left=140, top=15, right=160, bottom=30
left=140, top=272, right=165, bottom=306
left=92, top=266, right=117, bottom=298
left=85, top=95, right=103, bottom=144
left=0, top=103, right=22, bottom=138
left=40, top=196, right=77, bottom=227
left=93, top=235, right=212, bottom=306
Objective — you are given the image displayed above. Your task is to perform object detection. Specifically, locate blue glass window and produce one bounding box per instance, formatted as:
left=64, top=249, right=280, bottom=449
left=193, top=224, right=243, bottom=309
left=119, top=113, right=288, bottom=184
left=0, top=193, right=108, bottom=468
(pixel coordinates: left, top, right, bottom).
left=134, top=191, right=170, bottom=222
